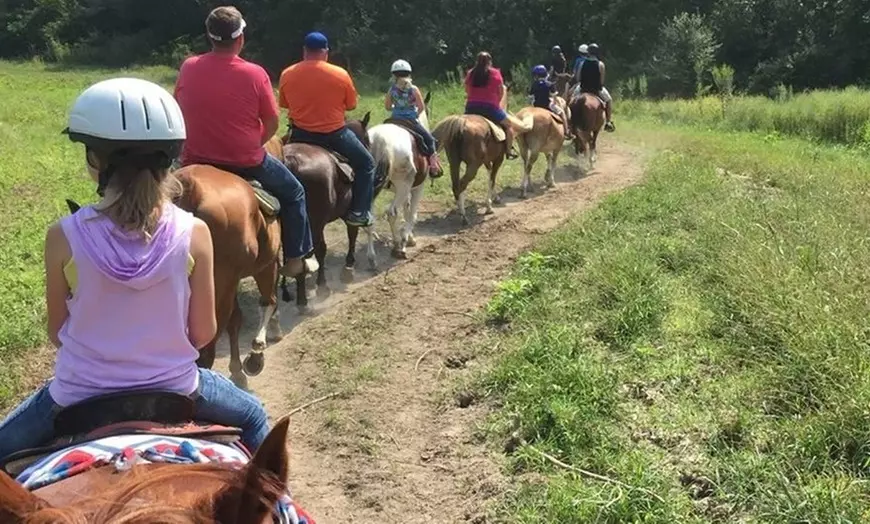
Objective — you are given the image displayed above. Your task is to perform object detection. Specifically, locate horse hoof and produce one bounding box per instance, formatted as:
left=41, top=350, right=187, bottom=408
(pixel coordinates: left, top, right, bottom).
left=460, top=216, right=470, bottom=226
left=297, top=304, right=310, bottom=315
left=316, top=285, right=332, bottom=298
left=243, top=352, right=265, bottom=377
left=391, top=248, right=408, bottom=260
left=231, top=372, right=249, bottom=390
left=340, top=267, right=354, bottom=284
left=406, top=236, right=417, bottom=248
left=266, top=333, right=284, bottom=344
left=493, top=195, right=502, bottom=205
left=251, top=338, right=267, bottom=351
left=485, top=207, right=494, bottom=215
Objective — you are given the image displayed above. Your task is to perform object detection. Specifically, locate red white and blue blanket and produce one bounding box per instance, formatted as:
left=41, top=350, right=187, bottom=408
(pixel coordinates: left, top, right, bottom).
left=15, top=434, right=312, bottom=524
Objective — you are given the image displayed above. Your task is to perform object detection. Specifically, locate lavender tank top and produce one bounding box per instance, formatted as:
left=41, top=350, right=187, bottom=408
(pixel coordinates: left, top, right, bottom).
left=49, top=203, right=200, bottom=407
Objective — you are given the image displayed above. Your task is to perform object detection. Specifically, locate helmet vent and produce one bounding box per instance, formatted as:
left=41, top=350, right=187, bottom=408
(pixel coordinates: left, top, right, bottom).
left=142, top=97, right=151, bottom=130
left=119, top=99, right=127, bottom=130
left=160, top=97, right=174, bottom=130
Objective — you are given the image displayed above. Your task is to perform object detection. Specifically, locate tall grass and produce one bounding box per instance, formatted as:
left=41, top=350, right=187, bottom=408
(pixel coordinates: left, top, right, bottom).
left=622, top=87, right=870, bottom=147
left=479, top=124, right=870, bottom=522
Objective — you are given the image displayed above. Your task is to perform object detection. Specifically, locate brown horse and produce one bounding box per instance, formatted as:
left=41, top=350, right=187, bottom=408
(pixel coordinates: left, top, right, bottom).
left=569, top=93, right=606, bottom=173
left=433, top=114, right=530, bottom=225
left=515, top=104, right=568, bottom=198
left=0, top=417, right=314, bottom=523
left=280, top=113, right=381, bottom=309
left=174, top=138, right=287, bottom=389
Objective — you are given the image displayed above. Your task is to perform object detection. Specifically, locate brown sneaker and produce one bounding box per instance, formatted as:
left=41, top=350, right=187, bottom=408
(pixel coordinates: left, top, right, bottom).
left=280, top=257, right=319, bottom=278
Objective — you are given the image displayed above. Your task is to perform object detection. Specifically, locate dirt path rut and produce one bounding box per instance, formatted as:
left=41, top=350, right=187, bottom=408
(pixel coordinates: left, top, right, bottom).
left=213, top=141, right=644, bottom=523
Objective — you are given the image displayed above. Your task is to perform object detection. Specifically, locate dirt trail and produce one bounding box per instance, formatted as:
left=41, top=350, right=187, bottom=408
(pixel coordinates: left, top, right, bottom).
left=213, top=141, right=644, bottom=523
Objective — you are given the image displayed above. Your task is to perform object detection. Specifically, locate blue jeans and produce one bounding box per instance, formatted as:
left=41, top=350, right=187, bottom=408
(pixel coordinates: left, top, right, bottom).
left=290, top=126, right=375, bottom=216
left=0, top=369, right=269, bottom=460
left=207, top=153, right=313, bottom=262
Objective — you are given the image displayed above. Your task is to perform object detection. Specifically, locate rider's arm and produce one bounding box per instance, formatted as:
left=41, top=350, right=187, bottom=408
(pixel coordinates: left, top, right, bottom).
left=600, top=62, right=606, bottom=86
left=44, top=222, right=72, bottom=348
left=383, top=91, right=393, bottom=111
left=187, top=218, right=217, bottom=350
left=413, top=86, right=426, bottom=114
left=256, top=67, right=281, bottom=145
left=344, top=71, right=359, bottom=111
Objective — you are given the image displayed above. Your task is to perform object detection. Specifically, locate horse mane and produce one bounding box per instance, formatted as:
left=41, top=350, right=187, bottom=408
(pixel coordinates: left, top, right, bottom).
left=8, top=463, right=286, bottom=524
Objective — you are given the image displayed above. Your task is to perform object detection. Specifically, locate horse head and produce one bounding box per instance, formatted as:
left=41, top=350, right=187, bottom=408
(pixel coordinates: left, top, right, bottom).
left=346, top=111, right=372, bottom=149
left=0, top=418, right=301, bottom=523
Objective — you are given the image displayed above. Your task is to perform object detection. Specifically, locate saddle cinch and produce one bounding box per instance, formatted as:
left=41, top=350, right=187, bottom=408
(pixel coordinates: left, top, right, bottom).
left=0, top=390, right=243, bottom=477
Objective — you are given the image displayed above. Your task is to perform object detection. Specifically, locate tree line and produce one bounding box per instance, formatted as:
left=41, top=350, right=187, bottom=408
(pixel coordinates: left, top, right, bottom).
left=2, top=0, right=869, bottom=98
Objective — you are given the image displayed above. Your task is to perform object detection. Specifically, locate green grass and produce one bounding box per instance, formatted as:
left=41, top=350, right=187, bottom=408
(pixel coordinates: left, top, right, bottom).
left=0, top=60, right=531, bottom=410
left=622, top=87, right=870, bottom=148
left=479, top=123, right=870, bottom=522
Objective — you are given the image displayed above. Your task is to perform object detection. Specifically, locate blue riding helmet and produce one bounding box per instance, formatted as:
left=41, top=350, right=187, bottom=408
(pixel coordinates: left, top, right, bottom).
left=532, top=64, right=548, bottom=77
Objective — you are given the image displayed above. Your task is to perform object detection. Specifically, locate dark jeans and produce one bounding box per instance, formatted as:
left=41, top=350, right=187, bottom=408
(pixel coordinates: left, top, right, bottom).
left=207, top=153, right=313, bottom=262
left=290, top=126, right=375, bottom=216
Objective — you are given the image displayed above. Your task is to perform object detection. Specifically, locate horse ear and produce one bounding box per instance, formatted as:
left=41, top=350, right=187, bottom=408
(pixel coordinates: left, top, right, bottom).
left=65, top=199, right=81, bottom=214
left=220, top=416, right=290, bottom=522
left=361, top=111, right=371, bottom=129
left=424, top=91, right=432, bottom=105
left=0, top=470, right=51, bottom=522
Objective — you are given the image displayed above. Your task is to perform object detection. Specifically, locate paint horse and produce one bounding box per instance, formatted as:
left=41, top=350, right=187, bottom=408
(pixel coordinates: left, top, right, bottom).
left=367, top=92, right=437, bottom=258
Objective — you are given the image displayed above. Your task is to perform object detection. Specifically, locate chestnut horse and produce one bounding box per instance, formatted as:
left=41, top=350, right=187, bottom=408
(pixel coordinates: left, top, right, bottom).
left=174, top=137, right=287, bottom=389
left=367, top=92, right=436, bottom=259
left=280, top=113, right=380, bottom=308
left=569, top=93, right=606, bottom=173
left=432, top=113, right=531, bottom=225
left=515, top=103, right=569, bottom=198
left=0, top=417, right=315, bottom=523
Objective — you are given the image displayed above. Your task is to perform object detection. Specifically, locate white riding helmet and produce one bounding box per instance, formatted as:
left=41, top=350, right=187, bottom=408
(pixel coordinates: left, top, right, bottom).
left=578, top=44, right=589, bottom=54
left=64, top=77, right=186, bottom=157
left=391, top=59, right=413, bottom=74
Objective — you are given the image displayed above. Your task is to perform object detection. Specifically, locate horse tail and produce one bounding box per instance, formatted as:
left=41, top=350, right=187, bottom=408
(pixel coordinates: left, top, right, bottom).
left=432, top=115, right=466, bottom=163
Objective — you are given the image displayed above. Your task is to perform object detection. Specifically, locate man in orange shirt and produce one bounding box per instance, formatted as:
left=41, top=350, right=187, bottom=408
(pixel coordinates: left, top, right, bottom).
left=278, top=32, right=376, bottom=227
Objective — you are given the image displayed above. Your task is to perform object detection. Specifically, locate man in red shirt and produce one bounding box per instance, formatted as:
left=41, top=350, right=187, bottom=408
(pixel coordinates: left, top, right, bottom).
left=174, top=6, right=316, bottom=278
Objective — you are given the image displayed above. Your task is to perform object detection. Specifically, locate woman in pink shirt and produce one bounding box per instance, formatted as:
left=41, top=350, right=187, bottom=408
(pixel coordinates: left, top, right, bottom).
left=464, top=51, right=518, bottom=159
left=0, top=78, right=269, bottom=461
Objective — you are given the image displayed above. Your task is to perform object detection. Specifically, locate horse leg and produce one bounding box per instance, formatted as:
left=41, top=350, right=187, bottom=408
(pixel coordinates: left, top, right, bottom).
left=404, top=183, right=424, bottom=248
left=227, top=295, right=247, bottom=390
left=248, top=260, right=280, bottom=377
left=456, top=161, right=481, bottom=225
left=314, top=233, right=329, bottom=298
left=487, top=160, right=501, bottom=211
left=342, top=225, right=359, bottom=283
left=546, top=151, right=557, bottom=188
left=364, top=225, right=377, bottom=272
left=388, top=179, right=413, bottom=259
left=592, top=130, right=600, bottom=165
left=519, top=139, right=532, bottom=198
left=522, top=151, right=540, bottom=199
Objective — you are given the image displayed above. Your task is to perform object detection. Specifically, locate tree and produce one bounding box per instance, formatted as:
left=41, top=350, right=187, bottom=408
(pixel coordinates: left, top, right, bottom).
left=653, top=12, right=719, bottom=98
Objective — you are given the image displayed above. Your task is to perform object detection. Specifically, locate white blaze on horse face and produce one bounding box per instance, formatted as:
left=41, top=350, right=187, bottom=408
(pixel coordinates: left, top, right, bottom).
left=253, top=303, right=277, bottom=349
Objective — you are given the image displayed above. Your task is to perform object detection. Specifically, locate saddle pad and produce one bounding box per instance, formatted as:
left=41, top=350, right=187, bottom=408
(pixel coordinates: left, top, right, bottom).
left=483, top=118, right=506, bottom=142
left=17, top=434, right=313, bottom=524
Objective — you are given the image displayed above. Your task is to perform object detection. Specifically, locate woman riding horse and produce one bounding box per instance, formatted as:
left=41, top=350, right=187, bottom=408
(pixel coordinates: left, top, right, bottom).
left=463, top=51, right=519, bottom=159
left=0, top=78, right=270, bottom=460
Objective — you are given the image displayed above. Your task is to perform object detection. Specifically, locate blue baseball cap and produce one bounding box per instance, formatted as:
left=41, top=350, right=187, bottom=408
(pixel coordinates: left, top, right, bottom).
left=304, top=32, right=329, bottom=50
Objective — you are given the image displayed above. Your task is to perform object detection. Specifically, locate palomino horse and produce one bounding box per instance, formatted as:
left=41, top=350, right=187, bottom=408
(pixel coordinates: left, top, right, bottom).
left=432, top=113, right=532, bottom=225
left=174, top=137, right=287, bottom=389
left=515, top=101, right=569, bottom=198
left=0, top=406, right=314, bottom=523
left=367, top=92, right=436, bottom=259
left=280, top=113, right=379, bottom=308
left=569, top=93, right=606, bottom=173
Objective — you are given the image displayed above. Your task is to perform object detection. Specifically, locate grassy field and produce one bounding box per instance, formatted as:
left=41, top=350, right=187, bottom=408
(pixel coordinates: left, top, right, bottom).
left=478, top=122, right=870, bottom=521
left=622, top=88, right=870, bottom=148
left=0, top=60, right=528, bottom=410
